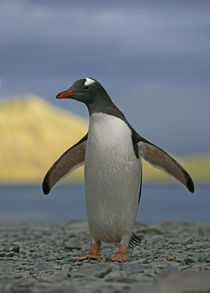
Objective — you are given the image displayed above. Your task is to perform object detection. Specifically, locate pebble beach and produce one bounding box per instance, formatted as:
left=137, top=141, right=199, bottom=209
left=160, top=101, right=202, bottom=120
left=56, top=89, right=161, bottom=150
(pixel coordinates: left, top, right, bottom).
left=0, top=221, right=210, bottom=293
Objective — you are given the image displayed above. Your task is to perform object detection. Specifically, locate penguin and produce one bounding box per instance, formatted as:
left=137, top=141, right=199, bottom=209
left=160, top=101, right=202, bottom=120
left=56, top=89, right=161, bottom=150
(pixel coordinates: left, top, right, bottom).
left=42, top=77, right=194, bottom=262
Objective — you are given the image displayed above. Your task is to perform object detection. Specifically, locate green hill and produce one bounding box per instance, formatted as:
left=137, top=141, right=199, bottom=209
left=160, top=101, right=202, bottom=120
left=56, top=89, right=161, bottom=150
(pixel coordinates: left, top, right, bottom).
left=0, top=96, right=209, bottom=184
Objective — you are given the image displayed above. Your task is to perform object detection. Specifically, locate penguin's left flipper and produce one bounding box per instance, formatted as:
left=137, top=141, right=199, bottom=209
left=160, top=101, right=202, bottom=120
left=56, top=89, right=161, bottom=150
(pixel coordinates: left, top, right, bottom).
left=42, top=134, right=87, bottom=195
left=134, top=134, right=194, bottom=193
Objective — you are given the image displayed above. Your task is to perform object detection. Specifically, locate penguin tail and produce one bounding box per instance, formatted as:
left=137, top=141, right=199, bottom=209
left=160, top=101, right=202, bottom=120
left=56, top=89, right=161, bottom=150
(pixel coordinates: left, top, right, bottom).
left=128, top=233, right=142, bottom=248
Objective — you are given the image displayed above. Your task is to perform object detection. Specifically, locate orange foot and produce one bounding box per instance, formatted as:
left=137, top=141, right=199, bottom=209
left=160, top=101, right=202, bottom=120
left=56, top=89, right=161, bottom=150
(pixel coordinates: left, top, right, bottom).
left=76, top=241, right=100, bottom=261
left=111, top=243, right=127, bottom=262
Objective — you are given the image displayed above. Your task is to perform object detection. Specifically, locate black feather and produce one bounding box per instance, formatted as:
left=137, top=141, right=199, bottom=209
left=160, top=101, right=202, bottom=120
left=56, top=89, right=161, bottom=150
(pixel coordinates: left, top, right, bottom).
left=129, top=233, right=142, bottom=248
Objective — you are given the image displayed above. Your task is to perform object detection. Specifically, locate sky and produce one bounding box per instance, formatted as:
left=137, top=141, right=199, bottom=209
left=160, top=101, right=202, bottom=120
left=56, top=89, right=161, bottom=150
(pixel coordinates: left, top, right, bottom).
left=0, top=0, right=209, bottom=155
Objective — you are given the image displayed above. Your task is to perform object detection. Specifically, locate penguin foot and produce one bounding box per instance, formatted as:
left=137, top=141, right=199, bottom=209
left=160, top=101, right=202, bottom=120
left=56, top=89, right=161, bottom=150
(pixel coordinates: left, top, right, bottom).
left=76, top=241, right=100, bottom=261
left=111, top=243, right=127, bottom=262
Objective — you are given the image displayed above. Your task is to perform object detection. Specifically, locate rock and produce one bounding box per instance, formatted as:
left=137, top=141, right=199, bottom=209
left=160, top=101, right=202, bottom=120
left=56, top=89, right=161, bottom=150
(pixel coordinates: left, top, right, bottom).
left=33, top=261, right=54, bottom=271
left=105, top=274, right=137, bottom=284
left=10, top=244, right=20, bottom=253
left=7, top=252, right=15, bottom=257
left=95, top=266, right=112, bottom=278
left=127, top=271, right=210, bottom=293
left=0, top=222, right=210, bottom=293
left=181, top=237, right=193, bottom=245
left=75, top=263, right=111, bottom=278
left=122, top=262, right=147, bottom=274
left=184, top=257, right=194, bottom=265
left=38, top=271, right=69, bottom=283
left=167, top=256, right=178, bottom=261
left=159, top=266, right=179, bottom=277
left=63, top=240, right=82, bottom=251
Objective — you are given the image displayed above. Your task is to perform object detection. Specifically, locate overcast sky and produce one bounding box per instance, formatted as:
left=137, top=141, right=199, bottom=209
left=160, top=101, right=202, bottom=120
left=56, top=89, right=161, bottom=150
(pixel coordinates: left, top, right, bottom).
left=0, top=0, right=209, bottom=155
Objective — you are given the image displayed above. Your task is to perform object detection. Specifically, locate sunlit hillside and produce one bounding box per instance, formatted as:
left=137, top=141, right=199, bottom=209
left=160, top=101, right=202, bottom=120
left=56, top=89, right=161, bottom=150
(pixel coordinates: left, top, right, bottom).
left=0, top=96, right=209, bottom=184
left=0, top=95, right=88, bottom=182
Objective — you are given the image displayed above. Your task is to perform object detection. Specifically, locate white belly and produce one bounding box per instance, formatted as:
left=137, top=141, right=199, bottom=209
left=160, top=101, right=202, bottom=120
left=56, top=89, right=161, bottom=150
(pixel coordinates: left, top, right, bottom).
left=85, top=113, right=141, bottom=243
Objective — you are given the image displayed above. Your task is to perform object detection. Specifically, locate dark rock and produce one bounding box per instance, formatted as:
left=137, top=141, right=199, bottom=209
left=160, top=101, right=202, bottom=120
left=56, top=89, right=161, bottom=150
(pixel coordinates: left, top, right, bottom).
left=184, top=257, right=194, bottom=265
left=11, top=244, right=20, bottom=253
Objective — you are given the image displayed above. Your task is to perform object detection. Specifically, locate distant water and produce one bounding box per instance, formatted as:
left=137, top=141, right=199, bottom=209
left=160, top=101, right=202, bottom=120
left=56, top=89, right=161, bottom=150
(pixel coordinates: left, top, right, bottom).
left=0, top=184, right=209, bottom=225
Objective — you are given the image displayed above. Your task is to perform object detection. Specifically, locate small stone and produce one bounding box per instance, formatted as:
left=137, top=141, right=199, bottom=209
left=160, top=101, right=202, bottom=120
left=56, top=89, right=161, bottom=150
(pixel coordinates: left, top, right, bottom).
left=95, top=266, right=112, bottom=278
left=160, top=266, right=179, bottom=277
left=56, top=255, right=64, bottom=260
left=122, top=262, right=147, bottom=274
left=105, top=275, right=137, bottom=283
left=168, top=239, right=180, bottom=245
left=141, top=258, right=150, bottom=264
left=78, top=264, right=110, bottom=277
left=7, top=252, right=15, bottom=257
left=54, top=264, right=62, bottom=270
left=187, top=246, right=197, bottom=252
left=63, top=240, right=81, bottom=251
left=184, top=257, right=194, bottom=265
left=197, top=256, right=210, bottom=263
left=182, top=237, right=193, bottom=245
left=168, top=256, right=178, bottom=261
left=11, top=244, right=20, bottom=253
left=39, top=271, right=68, bottom=283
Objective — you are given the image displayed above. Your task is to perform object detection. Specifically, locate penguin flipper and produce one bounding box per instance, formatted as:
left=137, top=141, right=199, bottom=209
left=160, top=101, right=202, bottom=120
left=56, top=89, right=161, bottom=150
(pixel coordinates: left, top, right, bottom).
left=134, top=135, right=194, bottom=193
left=42, top=134, right=87, bottom=195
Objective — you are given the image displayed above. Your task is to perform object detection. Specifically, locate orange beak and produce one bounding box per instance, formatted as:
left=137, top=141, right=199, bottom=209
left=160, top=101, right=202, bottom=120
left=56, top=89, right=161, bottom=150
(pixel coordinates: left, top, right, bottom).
left=56, top=91, right=77, bottom=99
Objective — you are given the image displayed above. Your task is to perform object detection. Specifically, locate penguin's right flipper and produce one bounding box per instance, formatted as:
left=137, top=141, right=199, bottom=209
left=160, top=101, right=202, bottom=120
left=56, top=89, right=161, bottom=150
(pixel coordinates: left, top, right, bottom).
left=42, top=134, right=88, bottom=195
left=131, top=129, right=194, bottom=193
left=137, top=139, right=194, bottom=193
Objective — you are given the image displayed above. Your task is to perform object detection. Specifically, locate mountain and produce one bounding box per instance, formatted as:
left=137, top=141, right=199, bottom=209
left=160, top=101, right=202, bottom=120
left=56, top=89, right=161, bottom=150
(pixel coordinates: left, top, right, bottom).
left=0, top=95, right=87, bottom=183
left=0, top=96, right=208, bottom=184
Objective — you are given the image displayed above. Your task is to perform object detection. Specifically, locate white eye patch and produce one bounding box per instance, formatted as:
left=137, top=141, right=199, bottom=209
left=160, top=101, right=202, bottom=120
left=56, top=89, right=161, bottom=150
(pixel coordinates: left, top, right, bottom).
left=84, top=78, right=95, bottom=87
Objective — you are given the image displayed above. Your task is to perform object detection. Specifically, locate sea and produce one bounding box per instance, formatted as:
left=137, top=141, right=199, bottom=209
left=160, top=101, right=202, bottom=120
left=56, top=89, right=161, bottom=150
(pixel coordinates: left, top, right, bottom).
left=0, top=184, right=209, bottom=225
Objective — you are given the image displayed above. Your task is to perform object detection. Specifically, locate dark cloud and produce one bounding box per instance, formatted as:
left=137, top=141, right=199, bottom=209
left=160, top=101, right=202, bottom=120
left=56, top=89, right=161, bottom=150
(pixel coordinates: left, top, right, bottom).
left=0, top=0, right=209, bottom=154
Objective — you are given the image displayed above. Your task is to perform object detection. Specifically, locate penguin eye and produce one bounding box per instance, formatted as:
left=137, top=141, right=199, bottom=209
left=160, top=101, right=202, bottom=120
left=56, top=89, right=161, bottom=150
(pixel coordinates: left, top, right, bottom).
left=84, top=85, right=89, bottom=90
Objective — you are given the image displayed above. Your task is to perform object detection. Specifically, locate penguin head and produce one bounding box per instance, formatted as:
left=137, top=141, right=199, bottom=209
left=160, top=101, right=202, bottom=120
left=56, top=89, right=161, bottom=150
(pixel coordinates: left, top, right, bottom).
left=56, top=78, right=107, bottom=105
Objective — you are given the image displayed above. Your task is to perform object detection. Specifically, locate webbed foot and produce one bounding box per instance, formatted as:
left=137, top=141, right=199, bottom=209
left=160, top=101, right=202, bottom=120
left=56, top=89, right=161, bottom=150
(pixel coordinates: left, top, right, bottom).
left=111, top=243, right=127, bottom=262
left=76, top=241, right=101, bottom=261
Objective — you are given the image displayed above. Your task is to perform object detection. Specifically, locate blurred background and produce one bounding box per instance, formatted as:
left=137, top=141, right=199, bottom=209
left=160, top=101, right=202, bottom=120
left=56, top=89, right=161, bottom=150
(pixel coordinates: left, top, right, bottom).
left=0, top=0, right=209, bottom=225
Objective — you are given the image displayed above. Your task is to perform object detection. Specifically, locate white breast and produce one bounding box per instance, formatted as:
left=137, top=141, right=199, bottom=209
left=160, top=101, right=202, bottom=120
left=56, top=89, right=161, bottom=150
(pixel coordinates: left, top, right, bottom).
left=85, top=113, right=141, bottom=243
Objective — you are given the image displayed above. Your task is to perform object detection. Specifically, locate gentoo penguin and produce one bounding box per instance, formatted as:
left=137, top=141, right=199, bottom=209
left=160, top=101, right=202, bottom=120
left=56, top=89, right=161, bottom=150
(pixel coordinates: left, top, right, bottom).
left=42, top=77, right=194, bottom=261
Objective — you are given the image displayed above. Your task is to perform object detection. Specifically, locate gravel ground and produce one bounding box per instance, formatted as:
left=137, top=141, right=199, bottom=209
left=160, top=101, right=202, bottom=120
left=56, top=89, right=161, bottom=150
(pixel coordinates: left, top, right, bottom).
left=0, top=221, right=210, bottom=293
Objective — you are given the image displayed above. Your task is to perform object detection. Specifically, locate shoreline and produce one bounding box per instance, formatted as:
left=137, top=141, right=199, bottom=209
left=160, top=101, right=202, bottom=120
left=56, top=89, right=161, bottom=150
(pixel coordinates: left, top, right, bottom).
left=0, top=221, right=210, bottom=292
